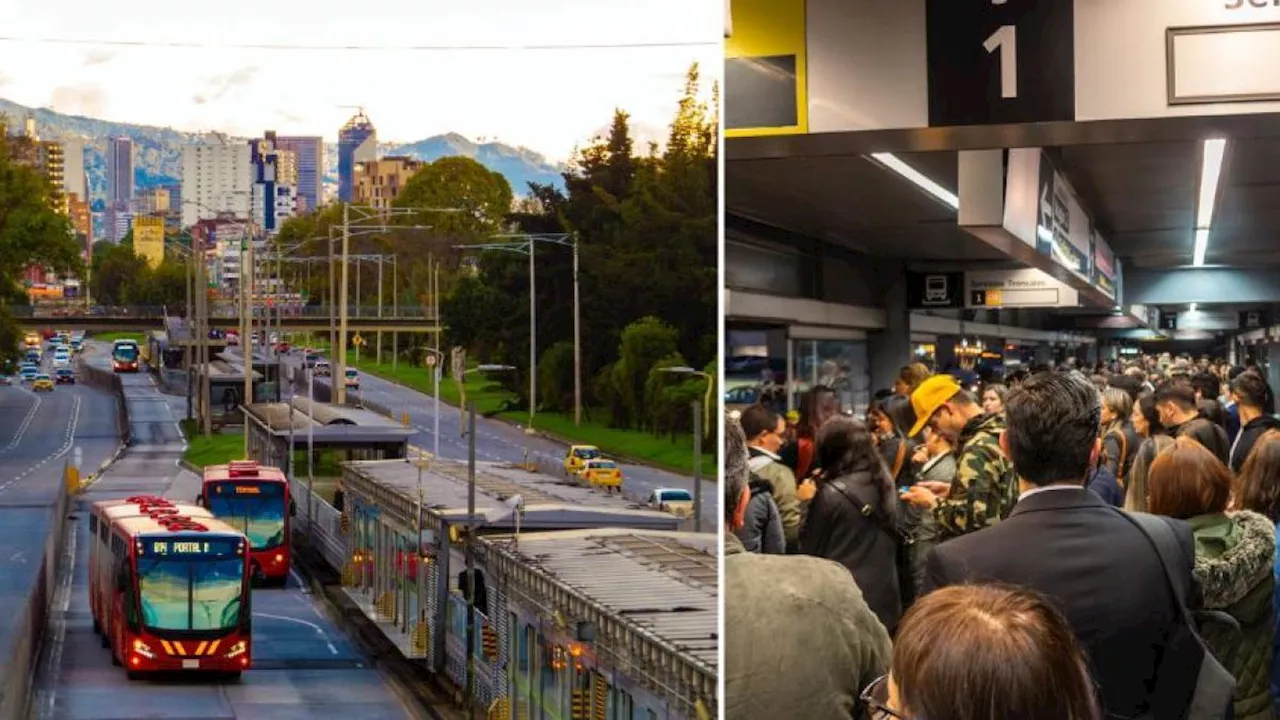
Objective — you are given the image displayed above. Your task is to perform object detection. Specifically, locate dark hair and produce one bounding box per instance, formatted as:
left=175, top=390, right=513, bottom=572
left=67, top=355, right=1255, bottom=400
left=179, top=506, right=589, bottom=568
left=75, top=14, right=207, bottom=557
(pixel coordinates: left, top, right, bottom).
left=1147, top=436, right=1233, bottom=519
left=899, top=364, right=931, bottom=391
left=882, top=394, right=915, bottom=437
left=723, top=414, right=750, bottom=522
left=1108, top=373, right=1141, bottom=401
left=1005, top=367, right=1031, bottom=387
left=1004, top=372, right=1100, bottom=486
left=1190, top=372, right=1221, bottom=401
left=1231, top=370, right=1273, bottom=412
left=815, top=416, right=895, bottom=518
left=891, top=584, right=1101, bottom=720
left=1196, top=399, right=1225, bottom=428
left=1136, top=392, right=1161, bottom=431
left=738, top=404, right=778, bottom=441
left=1154, top=382, right=1196, bottom=411
left=1237, top=429, right=1280, bottom=522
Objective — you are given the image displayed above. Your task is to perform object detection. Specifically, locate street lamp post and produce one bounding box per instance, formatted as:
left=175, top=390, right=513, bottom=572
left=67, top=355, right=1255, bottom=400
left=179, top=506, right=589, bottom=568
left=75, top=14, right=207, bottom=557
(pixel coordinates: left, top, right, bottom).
left=658, top=366, right=713, bottom=533
left=421, top=348, right=445, bottom=460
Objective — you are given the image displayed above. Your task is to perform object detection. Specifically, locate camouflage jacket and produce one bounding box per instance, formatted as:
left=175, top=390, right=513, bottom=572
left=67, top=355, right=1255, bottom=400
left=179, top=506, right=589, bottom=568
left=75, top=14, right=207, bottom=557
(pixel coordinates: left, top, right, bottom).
left=932, top=412, right=1017, bottom=541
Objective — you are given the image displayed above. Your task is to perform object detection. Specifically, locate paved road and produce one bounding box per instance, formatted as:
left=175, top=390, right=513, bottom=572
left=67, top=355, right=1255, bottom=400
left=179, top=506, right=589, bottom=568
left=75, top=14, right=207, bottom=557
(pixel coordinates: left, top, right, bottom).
left=32, top=359, right=417, bottom=720
left=277, top=352, right=719, bottom=529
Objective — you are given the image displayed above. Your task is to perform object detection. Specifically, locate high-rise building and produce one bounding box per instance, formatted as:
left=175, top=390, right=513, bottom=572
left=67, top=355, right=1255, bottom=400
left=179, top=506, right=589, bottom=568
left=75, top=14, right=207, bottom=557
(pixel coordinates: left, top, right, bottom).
left=353, top=156, right=422, bottom=210
left=272, top=135, right=322, bottom=213
left=132, top=215, right=165, bottom=269
left=67, top=193, right=91, bottom=239
left=181, top=135, right=251, bottom=228
left=61, top=138, right=87, bottom=201
left=251, top=134, right=297, bottom=234
left=159, top=183, right=183, bottom=216
left=136, top=187, right=170, bottom=214
left=107, top=137, right=134, bottom=241
left=338, top=112, right=377, bottom=203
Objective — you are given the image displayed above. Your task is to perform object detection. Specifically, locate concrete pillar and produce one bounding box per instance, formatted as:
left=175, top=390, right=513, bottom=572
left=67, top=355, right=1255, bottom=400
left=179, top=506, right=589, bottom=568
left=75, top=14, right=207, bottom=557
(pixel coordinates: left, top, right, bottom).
left=869, top=277, right=911, bottom=393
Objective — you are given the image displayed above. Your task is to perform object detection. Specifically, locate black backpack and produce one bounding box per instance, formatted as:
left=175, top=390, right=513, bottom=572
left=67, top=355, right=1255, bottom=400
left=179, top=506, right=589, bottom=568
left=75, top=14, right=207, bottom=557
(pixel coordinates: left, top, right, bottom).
left=1118, top=511, right=1237, bottom=720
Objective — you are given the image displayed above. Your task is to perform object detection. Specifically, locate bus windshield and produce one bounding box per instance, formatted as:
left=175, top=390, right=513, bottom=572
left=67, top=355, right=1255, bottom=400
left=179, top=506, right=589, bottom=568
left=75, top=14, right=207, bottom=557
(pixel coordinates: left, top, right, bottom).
left=136, top=539, right=245, bottom=632
left=205, top=481, right=286, bottom=550
left=113, top=346, right=139, bottom=362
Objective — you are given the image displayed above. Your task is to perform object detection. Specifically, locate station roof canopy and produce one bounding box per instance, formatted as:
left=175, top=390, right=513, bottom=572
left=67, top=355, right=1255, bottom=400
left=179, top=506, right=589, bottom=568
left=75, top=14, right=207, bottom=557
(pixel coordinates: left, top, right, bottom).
left=729, top=120, right=1280, bottom=273
left=197, top=359, right=261, bottom=381
left=484, top=528, right=718, bottom=671
left=343, top=458, right=682, bottom=533
left=242, top=402, right=414, bottom=445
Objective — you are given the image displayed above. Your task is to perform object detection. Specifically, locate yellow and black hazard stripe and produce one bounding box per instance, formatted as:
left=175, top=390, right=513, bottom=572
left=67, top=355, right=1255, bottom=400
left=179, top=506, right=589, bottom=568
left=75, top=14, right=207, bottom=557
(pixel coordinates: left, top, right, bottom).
left=725, top=0, right=807, bottom=137
left=158, top=639, right=223, bottom=656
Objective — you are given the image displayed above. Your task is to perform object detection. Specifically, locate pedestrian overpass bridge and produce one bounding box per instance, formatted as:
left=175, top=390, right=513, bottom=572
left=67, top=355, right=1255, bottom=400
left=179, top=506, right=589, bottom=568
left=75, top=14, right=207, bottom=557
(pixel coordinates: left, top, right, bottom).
left=15, top=305, right=442, bottom=333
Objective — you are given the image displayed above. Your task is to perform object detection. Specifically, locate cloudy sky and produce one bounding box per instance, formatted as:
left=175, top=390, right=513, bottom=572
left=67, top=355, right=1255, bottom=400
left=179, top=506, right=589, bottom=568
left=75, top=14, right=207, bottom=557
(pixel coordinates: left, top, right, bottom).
left=0, top=0, right=721, bottom=161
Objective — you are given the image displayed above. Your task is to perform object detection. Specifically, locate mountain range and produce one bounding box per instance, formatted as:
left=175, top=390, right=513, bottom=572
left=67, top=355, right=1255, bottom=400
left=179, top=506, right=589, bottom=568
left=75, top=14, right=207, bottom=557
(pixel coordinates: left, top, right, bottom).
left=0, top=98, right=566, bottom=208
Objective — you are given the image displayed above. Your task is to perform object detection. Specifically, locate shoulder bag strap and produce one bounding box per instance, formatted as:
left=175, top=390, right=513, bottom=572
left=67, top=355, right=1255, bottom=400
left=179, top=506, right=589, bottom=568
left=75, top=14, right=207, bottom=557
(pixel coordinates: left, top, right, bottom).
left=828, top=479, right=902, bottom=542
left=890, top=439, right=908, bottom=480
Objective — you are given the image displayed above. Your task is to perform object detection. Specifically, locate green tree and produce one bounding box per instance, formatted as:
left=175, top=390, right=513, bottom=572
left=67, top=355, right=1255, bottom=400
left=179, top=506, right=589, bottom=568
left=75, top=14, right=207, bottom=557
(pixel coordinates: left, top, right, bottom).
left=611, top=316, right=679, bottom=429
left=91, top=243, right=147, bottom=306
left=393, top=156, right=514, bottom=239
left=538, top=340, right=575, bottom=412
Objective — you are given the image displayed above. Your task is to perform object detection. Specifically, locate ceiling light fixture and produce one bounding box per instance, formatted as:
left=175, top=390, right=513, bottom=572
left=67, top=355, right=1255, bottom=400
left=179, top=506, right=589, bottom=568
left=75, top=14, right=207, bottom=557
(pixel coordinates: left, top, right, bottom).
left=1193, top=138, right=1227, bottom=266
left=1189, top=303, right=1198, bottom=312
left=869, top=152, right=960, bottom=210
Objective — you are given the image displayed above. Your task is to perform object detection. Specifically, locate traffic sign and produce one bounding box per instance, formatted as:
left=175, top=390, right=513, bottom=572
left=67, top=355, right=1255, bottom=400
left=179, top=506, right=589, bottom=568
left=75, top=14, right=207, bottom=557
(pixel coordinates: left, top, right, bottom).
left=424, top=353, right=437, bottom=367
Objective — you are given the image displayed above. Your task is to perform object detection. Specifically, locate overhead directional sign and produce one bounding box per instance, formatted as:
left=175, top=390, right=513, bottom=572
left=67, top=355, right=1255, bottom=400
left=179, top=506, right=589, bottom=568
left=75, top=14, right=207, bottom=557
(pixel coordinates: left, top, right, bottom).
left=724, top=0, right=807, bottom=137
left=794, top=0, right=1280, bottom=134
left=1240, top=309, right=1270, bottom=330
left=964, top=268, right=1080, bottom=309
left=1007, top=149, right=1093, bottom=282
left=1091, top=231, right=1118, bottom=301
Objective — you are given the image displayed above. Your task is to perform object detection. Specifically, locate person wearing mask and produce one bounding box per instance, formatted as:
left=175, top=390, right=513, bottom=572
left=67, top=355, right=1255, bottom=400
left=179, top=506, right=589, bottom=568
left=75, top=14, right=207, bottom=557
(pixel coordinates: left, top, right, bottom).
left=800, top=416, right=904, bottom=633
left=1155, top=382, right=1231, bottom=465
left=1125, top=434, right=1175, bottom=514
left=900, top=375, right=1016, bottom=541
left=724, top=413, right=891, bottom=720
left=1230, top=371, right=1280, bottom=474
left=1100, top=387, right=1135, bottom=483
left=1148, top=437, right=1276, bottom=720
left=924, top=371, right=1198, bottom=719
left=981, top=383, right=1007, bottom=415
left=861, top=584, right=1102, bottom=720
left=1235, top=429, right=1280, bottom=713
left=740, top=404, right=813, bottom=553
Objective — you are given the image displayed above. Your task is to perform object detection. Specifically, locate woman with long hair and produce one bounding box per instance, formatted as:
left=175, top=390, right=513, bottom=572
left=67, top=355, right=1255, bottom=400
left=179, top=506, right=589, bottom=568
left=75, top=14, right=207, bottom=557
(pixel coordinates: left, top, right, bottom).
left=1234, top=429, right=1280, bottom=713
left=981, top=383, right=1008, bottom=415
left=1131, top=392, right=1162, bottom=439
left=862, top=584, right=1101, bottom=720
left=1148, top=437, right=1276, bottom=719
left=1100, top=388, right=1135, bottom=482
left=800, top=416, right=903, bottom=633
left=1124, top=434, right=1173, bottom=513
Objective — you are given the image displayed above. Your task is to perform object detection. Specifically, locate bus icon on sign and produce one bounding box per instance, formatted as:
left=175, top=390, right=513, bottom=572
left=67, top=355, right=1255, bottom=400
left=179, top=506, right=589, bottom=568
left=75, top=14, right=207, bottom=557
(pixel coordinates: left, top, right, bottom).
left=925, top=275, right=949, bottom=303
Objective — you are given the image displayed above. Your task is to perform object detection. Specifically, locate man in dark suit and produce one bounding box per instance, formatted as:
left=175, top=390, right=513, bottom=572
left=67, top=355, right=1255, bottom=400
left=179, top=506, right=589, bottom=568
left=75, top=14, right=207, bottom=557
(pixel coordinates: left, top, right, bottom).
left=923, top=371, right=1195, bottom=719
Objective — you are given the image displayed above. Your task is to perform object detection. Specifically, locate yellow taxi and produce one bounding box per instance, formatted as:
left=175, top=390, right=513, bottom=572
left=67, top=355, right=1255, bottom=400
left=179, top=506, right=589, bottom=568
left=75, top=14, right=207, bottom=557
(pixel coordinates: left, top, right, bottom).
left=31, top=374, right=54, bottom=392
left=23, top=333, right=40, bottom=350
left=577, top=459, right=623, bottom=493
left=563, top=445, right=601, bottom=478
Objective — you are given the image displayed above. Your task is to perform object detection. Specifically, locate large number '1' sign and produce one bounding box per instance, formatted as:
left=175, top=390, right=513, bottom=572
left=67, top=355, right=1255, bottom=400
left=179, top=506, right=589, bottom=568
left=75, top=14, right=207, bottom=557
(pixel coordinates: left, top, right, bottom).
left=926, top=0, right=1076, bottom=127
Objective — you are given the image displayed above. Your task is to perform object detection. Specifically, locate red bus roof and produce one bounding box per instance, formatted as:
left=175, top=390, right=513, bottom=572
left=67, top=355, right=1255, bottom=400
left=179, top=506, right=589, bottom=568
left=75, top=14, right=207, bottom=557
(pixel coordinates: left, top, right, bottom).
left=91, top=497, right=239, bottom=536
left=202, top=460, right=287, bottom=482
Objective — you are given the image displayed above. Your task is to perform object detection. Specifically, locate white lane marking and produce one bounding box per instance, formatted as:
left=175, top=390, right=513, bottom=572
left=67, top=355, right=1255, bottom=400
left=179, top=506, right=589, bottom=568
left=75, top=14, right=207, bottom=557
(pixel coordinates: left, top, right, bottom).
left=0, top=391, right=43, bottom=456
left=37, top=519, right=75, bottom=719
left=0, top=394, right=82, bottom=491
left=253, top=611, right=339, bottom=655
left=289, top=567, right=310, bottom=594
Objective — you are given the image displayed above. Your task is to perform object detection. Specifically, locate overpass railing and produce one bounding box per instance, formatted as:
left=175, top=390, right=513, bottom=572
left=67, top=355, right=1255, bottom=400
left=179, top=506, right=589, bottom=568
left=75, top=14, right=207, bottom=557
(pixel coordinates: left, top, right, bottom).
left=17, top=305, right=435, bottom=320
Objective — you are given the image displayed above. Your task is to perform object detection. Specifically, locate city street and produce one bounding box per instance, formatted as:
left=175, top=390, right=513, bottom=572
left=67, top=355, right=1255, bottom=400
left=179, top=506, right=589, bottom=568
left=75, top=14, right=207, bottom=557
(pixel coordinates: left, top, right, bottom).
left=280, top=350, right=720, bottom=529
left=33, top=348, right=416, bottom=720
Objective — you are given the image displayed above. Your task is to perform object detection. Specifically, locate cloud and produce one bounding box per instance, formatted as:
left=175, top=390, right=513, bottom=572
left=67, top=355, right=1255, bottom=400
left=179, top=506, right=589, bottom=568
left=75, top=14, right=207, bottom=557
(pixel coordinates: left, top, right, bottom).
left=274, top=109, right=304, bottom=124
left=202, top=66, right=259, bottom=103
left=0, top=71, right=11, bottom=88
left=48, top=84, right=107, bottom=117
left=82, top=49, right=116, bottom=66
left=192, top=95, right=207, bottom=105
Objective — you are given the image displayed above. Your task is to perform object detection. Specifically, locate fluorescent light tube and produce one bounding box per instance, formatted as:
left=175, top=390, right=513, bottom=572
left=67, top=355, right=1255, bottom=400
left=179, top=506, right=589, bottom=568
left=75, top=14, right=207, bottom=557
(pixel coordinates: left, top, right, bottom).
left=1190, top=303, right=1198, bottom=312
left=1196, top=138, right=1226, bottom=229
left=870, top=152, right=960, bottom=210
left=1193, top=228, right=1209, bottom=266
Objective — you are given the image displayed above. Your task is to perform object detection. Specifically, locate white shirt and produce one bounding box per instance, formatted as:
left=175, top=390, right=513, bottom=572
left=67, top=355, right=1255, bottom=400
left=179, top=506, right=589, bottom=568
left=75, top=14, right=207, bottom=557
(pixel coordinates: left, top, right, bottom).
left=1017, top=484, right=1085, bottom=502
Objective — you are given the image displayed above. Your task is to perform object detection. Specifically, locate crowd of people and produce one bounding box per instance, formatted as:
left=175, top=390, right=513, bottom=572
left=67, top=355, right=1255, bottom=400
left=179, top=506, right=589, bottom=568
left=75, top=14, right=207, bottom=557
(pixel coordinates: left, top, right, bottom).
left=724, top=354, right=1280, bottom=720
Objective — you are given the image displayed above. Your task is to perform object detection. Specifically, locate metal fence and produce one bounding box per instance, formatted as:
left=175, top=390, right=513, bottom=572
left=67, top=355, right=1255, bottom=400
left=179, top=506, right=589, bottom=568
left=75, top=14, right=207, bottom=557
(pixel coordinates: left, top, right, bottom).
left=17, top=305, right=435, bottom=320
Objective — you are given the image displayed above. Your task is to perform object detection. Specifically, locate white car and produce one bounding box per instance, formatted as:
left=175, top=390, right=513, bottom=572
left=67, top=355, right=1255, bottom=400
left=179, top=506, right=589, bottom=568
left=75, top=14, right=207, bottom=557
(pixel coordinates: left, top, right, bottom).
left=314, top=361, right=331, bottom=377
left=52, top=352, right=71, bottom=368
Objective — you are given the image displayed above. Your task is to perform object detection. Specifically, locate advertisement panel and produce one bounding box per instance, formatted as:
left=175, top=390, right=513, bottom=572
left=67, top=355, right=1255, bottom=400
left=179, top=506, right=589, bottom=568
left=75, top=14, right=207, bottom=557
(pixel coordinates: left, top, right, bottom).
left=724, top=0, right=808, bottom=137
left=1092, top=231, right=1117, bottom=300
left=133, top=216, right=165, bottom=270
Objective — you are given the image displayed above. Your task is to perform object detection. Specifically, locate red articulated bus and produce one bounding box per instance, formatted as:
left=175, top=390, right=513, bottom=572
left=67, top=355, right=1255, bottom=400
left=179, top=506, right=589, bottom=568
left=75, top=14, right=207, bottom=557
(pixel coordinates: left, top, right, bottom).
left=198, top=461, right=295, bottom=587
left=88, top=496, right=252, bottom=680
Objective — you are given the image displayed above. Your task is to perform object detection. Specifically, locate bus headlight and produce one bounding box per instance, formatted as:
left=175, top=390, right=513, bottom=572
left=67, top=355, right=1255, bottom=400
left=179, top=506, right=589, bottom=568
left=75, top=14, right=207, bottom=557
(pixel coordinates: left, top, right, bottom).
left=132, top=639, right=156, bottom=659
left=225, top=641, right=247, bottom=658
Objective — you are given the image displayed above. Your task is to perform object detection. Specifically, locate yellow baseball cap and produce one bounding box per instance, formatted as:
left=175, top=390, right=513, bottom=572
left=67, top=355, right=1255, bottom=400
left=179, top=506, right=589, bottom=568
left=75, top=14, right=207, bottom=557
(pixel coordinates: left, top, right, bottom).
left=785, top=410, right=800, bottom=424
left=908, top=374, right=962, bottom=437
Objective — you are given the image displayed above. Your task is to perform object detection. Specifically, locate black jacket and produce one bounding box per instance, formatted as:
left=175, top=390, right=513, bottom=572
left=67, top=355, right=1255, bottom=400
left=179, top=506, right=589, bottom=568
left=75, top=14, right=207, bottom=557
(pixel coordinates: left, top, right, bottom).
left=1168, top=417, right=1232, bottom=467
left=1229, top=414, right=1280, bottom=473
left=801, top=468, right=902, bottom=634
left=924, top=487, right=1195, bottom=719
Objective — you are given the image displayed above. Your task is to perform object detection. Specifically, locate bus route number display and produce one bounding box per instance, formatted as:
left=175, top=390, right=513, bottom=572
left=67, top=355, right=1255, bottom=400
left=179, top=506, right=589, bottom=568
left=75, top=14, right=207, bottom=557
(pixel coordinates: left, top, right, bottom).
left=143, top=539, right=237, bottom=557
